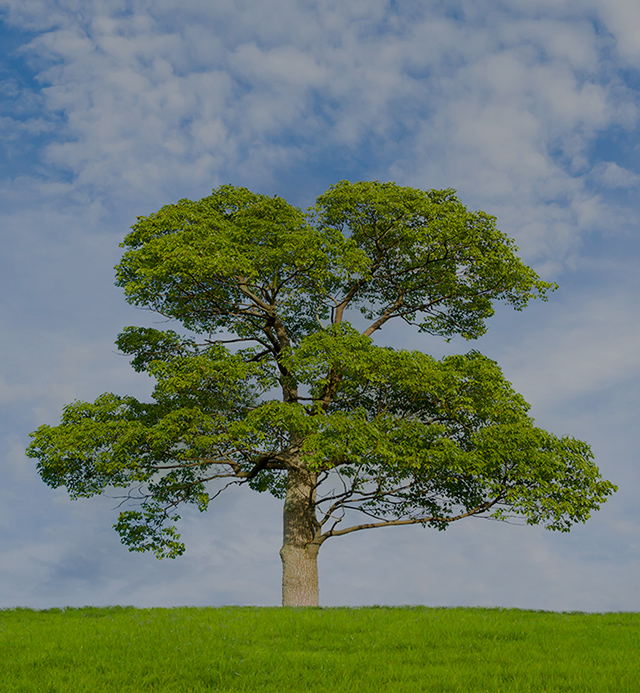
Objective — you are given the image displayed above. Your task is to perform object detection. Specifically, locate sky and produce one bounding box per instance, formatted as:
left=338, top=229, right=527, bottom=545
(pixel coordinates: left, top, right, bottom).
left=1, top=0, right=639, bottom=611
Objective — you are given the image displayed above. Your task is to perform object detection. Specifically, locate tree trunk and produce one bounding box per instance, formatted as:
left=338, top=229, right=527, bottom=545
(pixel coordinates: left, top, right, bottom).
left=280, top=467, right=319, bottom=606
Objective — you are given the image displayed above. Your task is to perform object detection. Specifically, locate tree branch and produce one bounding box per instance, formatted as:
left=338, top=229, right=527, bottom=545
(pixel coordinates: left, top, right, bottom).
left=362, top=296, right=405, bottom=337
left=315, top=496, right=504, bottom=546
left=237, top=277, right=275, bottom=315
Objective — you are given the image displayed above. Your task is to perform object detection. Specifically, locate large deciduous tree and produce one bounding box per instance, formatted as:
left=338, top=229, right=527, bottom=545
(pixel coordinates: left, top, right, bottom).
left=27, top=181, right=616, bottom=606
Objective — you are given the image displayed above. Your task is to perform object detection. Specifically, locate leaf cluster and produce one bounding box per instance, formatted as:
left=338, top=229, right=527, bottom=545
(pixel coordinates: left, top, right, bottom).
left=311, top=181, right=555, bottom=339
left=116, top=182, right=555, bottom=346
left=282, top=325, right=615, bottom=534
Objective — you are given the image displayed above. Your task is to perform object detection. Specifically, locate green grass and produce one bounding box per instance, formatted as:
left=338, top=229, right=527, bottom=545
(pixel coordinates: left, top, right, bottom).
left=1, top=606, right=638, bottom=692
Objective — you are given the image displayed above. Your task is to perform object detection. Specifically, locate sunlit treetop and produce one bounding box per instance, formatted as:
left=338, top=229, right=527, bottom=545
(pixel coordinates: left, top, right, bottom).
left=116, top=181, right=555, bottom=342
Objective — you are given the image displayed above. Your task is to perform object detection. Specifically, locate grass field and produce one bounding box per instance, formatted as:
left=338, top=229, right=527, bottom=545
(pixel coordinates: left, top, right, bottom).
left=1, top=605, right=638, bottom=692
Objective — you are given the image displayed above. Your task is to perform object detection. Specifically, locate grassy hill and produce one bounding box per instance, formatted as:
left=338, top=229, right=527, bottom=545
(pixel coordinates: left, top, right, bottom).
left=1, top=605, right=638, bottom=691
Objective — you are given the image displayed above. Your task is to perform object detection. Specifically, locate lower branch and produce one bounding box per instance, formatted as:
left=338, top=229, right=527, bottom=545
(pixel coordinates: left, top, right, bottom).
left=316, top=497, right=503, bottom=547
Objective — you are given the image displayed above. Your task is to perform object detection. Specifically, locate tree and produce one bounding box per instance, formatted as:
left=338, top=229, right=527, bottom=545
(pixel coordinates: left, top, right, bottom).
left=27, top=181, right=616, bottom=607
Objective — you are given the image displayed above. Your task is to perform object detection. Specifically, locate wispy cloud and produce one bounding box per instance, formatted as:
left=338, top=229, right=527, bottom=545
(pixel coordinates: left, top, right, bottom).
left=2, top=1, right=637, bottom=259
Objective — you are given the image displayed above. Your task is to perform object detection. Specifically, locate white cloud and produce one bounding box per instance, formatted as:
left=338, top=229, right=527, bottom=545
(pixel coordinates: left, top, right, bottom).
left=481, top=286, right=640, bottom=414
left=2, top=0, right=635, bottom=245
left=502, top=18, right=600, bottom=71
left=595, top=0, right=640, bottom=64
left=592, top=161, right=640, bottom=188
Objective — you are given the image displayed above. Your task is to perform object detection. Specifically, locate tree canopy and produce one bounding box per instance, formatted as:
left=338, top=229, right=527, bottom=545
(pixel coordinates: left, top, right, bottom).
left=27, top=181, right=616, bottom=606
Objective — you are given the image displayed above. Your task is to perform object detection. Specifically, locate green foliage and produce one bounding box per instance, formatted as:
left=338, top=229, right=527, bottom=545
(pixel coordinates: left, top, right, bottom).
left=27, top=332, right=289, bottom=556
left=26, top=181, right=615, bottom=560
left=115, top=185, right=363, bottom=340
left=312, top=181, right=555, bottom=338
left=114, top=509, right=185, bottom=559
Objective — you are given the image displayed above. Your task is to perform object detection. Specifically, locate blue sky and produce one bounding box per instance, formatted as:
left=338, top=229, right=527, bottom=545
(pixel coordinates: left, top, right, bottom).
left=2, top=0, right=640, bottom=610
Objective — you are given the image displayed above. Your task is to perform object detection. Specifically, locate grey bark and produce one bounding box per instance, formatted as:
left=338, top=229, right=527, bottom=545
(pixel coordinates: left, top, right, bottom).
left=280, top=466, right=320, bottom=607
